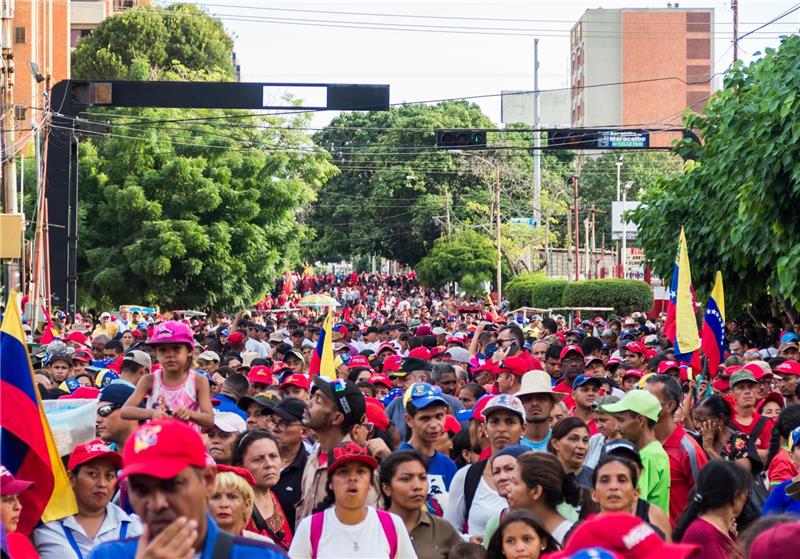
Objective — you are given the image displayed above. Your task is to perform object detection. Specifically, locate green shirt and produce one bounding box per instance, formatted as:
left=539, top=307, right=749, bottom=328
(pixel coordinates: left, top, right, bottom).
left=638, top=439, right=671, bottom=516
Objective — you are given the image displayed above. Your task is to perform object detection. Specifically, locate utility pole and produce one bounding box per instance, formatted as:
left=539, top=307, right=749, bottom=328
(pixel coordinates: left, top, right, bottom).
left=591, top=205, right=597, bottom=279
left=572, top=175, right=580, bottom=281
left=732, top=0, right=739, bottom=63
left=533, top=38, right=541, bottom=226
left=584, top=217, right=590, bottom=280
left=621, top=180, right=634, bottom=279
left=615, top=155, right=622, bottom=277
left=1, top=0, right=18, bottom=297
left=495, top=165, right=502, bottom=303
left=444, top=183, right=452, bottom=235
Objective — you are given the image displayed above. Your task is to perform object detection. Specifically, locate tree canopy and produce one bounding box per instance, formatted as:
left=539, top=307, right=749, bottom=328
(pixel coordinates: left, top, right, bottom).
left=633, top=35, right=800, bottom=313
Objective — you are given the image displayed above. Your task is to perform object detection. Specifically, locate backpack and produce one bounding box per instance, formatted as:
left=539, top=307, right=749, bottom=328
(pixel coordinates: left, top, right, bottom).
left=462, top=459, right=488, bottom=532
left=309, top=508, right=398, bottom=559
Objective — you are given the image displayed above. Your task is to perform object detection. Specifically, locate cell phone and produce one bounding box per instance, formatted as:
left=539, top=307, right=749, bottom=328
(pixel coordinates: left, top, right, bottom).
left=507, top=341, right=520, bottom=356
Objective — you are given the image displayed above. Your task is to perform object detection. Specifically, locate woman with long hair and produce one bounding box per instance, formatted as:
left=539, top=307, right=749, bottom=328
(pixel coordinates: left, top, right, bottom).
left=548, top=417, right=592, bottom=489
left=485, top=510, right=559, bottom=559
left=693, top=395, right=758, bottom=473
left=591, top=454, right=671, bottom=541
left=674, top=459, right=750, bottom=559
left=289, top=442, right=416, bottom=558
left=762, top=426, right=800, bottom=515
left=234, top=430, right=292, bottom=549
left=764, top=404, right=800, bottom=485
left=380, top=450, right=460, bottom=559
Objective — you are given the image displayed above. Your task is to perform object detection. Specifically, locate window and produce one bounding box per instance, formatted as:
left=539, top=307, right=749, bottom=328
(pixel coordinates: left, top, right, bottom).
left=14, top=27, right=25, bottom=44
left=14, top=105, right=26, bottom=121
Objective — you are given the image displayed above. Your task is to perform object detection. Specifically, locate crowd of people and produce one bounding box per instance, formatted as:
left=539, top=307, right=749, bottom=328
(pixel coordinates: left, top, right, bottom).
left=4, top=272, right=800, bottom=559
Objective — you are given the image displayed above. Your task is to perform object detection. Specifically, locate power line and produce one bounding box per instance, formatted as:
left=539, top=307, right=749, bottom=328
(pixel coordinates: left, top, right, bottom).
left=738, top=2, right=800, bottom=42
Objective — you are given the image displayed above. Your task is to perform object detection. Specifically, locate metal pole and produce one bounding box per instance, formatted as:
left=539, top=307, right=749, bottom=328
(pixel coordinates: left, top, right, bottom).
left=622, top=185, right=627, bottom=278
left=573, top=175, right=580, bottom=281
left=615, top=156, right=622, bottom=276
left=533, top=38, right=541, bottom=226
left=496, top=165, right=502, bottom=303
left=584, top=218, right=590, bottom=280
left=2, top=0, right=18, bottom=297
left=732, top=0, right=739, bottom=63
left=591, top=205, right=596, bottom=279
left=444, top=182, right=452, bottom=236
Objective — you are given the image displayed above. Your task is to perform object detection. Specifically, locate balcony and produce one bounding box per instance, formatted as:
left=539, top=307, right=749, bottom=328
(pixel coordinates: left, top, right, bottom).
left=71, top=1, right=106, bottom=26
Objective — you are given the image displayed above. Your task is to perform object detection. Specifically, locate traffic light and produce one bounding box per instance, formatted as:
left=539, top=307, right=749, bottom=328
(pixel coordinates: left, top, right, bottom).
left=546, top=129, right=599, bottom=149
left=436, top=129, right=487, bottom=149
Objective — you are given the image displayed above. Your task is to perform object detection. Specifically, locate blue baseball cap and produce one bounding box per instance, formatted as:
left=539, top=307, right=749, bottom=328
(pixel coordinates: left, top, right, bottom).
left=220, top=328, right=230, bottom=337
left=408, top=383, right=447, bottom=410
left=99, top=383, right=135, bottom=406
left=572, top=374, right=603, bottom=390
left=782, top=332, right=800, bottom=344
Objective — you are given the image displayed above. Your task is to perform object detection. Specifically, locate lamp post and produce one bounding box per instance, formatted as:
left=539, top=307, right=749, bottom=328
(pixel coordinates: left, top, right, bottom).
left=621, top=180, right=634, bottom=278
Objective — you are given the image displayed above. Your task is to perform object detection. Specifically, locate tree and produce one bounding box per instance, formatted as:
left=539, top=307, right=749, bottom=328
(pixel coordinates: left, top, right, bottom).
left=416, top=231, right=507, bottom=296
left=71, top=8, right=336, bottom=309
left=71, top=4, right=235, bottom=80
left=633, top=35, right=800, bottom=316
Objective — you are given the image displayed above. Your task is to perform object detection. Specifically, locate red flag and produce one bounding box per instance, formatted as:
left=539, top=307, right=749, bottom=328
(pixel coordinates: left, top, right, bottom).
left=39, top=306, right=58, bottom=344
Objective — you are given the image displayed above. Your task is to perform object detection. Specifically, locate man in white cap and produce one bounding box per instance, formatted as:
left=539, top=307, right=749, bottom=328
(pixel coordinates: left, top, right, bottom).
left=197, top=350, right=220, bottom=375
left=516, top=370, right=566, bottom=452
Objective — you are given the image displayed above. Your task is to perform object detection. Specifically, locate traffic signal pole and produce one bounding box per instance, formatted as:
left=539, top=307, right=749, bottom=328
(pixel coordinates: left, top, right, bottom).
left=572, top=175, right=580, bottom=281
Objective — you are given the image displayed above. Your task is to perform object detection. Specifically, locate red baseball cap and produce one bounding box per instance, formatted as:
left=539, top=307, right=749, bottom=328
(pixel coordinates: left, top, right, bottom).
left=471, top=394, right=493, bottom=422
left=429, top=346, right=448, bottom=359
left=59, top=386, right=102, bottom=400
left=775, top=360, right=800, bottom=377
left=657, top=360, right=680, bottom=375
left=560, top=345, right=585, bottom=360
left=377, top=342, right=397, bottom=355
left=0, top=466, right=34, bottom=495
left=364, top=397, right=390, bottom=431
left=280, top=374, right=311, bottom=391
left=368, top=374, right=393, bottom=389
left=446, top=335, right=466, bottom=346
left=247, top=365, right=273, bottom=386
left=71, top=350, right=92, bottom=363
left=444, top=415, right=462, bottom=435
left=497, top=353, right=543, bottom=377
left=215, top=464, right=256, bottom=486
left=68, top=439, right=122, bottom=471
left=757, top=391, right=785, bottom=414
left=227, top=332, right=245, bottom=345
left=748, top=519, right=800, bottom=559
left=745, top=362, right=773, bottom=381
left=120, top=419, right=207, bottom=480
left=382, top=355, right=403, bottom=373
left=545, top=513, right=700, bottom=559
left=607, top=356, right=623, bottom=367
left=348, top=355, right=373, bottom=370
left=63, top=331, right=90, bottom=347
left=408, top=347, right=432, bottom=360
left=272, top=361, right=292, bottom=374
left=622, top=369, right=643, bottom=380
left=624, top=341, right=647, bottom=355
left=326, top=442, right=378, bottom=474
left=712, top=377, right=730, bottom=392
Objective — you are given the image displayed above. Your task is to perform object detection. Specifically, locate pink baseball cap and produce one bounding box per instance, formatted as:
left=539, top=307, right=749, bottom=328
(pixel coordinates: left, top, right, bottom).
left=0, top=466, right=34, bottom=495
left=148, top=321, right=195, bottom=349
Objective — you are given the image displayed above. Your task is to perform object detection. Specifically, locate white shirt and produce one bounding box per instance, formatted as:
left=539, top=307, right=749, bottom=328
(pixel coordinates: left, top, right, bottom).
left=33, top=503, right=143, bottom=559
left=246, top=337, right=269, bottom=359
left=288, top=506, right=417, bottom=559
left=443, top=464, right=506, bottom=539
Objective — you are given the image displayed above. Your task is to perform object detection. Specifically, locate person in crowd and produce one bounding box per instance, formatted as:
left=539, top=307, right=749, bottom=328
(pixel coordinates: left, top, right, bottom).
left=49, top=354, right=73, bottom=384
left=281, top=374, right=312, bottom=401
left=673, top=459, right=751, bottom=559
left=745, top=518, right=800, bottom=559
left=516, top=371, right=564, bottom=452
left=553, top=346, right=584, bottom=407
left=458, top=383, right=486, bottom=411
left=289, top=442, right=416, bottom=559
left=762, top=425, right=800, bottom=515
left=591, top=452, right=671, bottom=540
left=1, top=467, right=41, bottom=559
left=757, top=391, right=784, bottom=420
left=213, top=375, right=250, bottom=420
left=238, top=393, right=278, bottom=431
left=197, top=350, right=221, bottom=376
left=208, top=466, right=271, bottom=542
left=233, top=430, right=292, bottom=549
left=263, top=397, right=309, bottom=530
left=585, top=395, right=620, bottom=469
left=775, top=360, right=800, bottom=406
left=121, top=321, right=214, bottom=431
left=543, top=344, right=563, bottom=383
left=484, top=510, right=559, bottom=559
left=95, top=384, right=138, bottom=451
left=205, top=411, right=247, bottom=466
left=729, top=369, right=774, bottom=459
left=645, top=374, right=708, bottom=525
left=114, top=350, right=151, bottom=388
left=380, top=450, right=461, bottom=559
left=548, top=417, right=593, bottom=489
left=570, top=375, right=601, bottom=436
left=400, top=383, right=457, bottom=515
left=444, top=394, right=526, bottom=539
left=693, top=394, right=760, bottom=472
left=506, top=452, right=578, bottom=546
left=34, top=440, right=143, bottom=559
left=603, top=389, right=671, bottom=516
left=765, top=405, right=800, bottom=486
left=89, top=419, right=286, bottom=558
left=297, top=377, right=369, bottom=521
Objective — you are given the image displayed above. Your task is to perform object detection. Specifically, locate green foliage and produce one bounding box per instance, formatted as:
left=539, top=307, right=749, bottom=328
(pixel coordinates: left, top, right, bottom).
left=416, top=231, right=505, bottom=296
left=531, top=279, right=569, bottom=309
left=561, top=279, right=653, bottom=315
left=633, top=36, right=800, bottom=311
left=505, top=273, right=546, bottom=308
left=71, top=4, right=235, bottom=80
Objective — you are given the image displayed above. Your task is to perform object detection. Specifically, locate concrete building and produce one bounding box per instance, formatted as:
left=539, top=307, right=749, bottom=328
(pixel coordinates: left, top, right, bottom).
left=570, top=7, right=714, bottom=146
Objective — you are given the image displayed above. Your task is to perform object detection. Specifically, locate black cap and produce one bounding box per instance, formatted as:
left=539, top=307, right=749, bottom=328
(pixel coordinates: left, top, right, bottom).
left=99, top=383, right=135, bottom=406
left=237, top=394, right=280, bottom=412
left=602, top=439, right=643, bottom=468
left=266, top=397, right=306, bottom=422
left=401, top=357, right=432, bottom=374
left=312, top=376, right=366, bottom=430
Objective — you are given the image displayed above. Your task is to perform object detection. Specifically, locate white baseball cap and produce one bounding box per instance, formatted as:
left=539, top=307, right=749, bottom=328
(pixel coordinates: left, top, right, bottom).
left=213, top=411, right=247, bottom=433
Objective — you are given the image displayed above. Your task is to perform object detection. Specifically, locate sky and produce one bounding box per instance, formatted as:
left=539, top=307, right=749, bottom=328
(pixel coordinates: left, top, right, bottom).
left=168, top=0, right=800, bottom=128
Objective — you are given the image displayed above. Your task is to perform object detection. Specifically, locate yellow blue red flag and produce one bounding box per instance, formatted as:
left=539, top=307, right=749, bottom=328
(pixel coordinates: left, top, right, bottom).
left=308, top=310, right=336, bottom=379
left=1, top=291, right=77, bottom=534
left=701, top=272, right=726, bottom=377
left=674, top=228, right=701, bottom=359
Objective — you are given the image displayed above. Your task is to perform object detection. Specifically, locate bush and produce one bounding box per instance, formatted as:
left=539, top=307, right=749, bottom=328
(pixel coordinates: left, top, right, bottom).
left=505, top=273, right=546, bottom=308
left=561, top=279, right=653, bottom=316
left=531, top=279, right=569, bottom=309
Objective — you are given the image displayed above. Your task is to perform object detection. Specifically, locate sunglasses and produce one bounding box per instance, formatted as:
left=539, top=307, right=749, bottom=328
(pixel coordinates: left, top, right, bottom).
left=97, top=404, right=121, bottom=418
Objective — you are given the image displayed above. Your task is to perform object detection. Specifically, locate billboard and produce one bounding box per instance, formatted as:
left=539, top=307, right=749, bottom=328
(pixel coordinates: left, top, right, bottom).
left=611, top=201, right=641, bottom=240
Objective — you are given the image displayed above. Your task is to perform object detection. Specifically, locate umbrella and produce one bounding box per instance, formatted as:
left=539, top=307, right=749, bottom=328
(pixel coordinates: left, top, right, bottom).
left=297, top=294, right=341, bottom=308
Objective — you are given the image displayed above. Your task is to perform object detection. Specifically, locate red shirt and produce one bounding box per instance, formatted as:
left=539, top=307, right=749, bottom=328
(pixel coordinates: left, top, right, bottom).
left=662, top=424, right=708, bottom=526
left=731, top=411, right=773, bottom=449
left=553, top=381, right=576, bottom=409
left=768, top=448, right=798, bottom=485
left=7, top=533, right=41, bottom=559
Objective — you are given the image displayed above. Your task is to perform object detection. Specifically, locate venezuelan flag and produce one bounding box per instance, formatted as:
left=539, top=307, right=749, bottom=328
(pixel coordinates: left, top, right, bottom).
left=701, top=272, right=726, bottom=377
left=308, top=310, right=336, bottom=380
left=1, top=291, right=77, bottom=534
left=673, top=228, right=701, bottom=362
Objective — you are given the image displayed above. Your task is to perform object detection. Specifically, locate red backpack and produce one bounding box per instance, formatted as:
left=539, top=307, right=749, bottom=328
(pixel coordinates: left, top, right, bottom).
left=309, top=508, right=398, bottom=559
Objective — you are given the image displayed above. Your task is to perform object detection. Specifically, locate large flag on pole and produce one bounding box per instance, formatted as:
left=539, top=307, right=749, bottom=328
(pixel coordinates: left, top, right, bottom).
left=0, top=291, right=77, bottom=534
left=701, top=271, right=726, bottom=377
left=673, top=227, right=701, bottom=361
left=308, top=310, right=336, bottom=380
